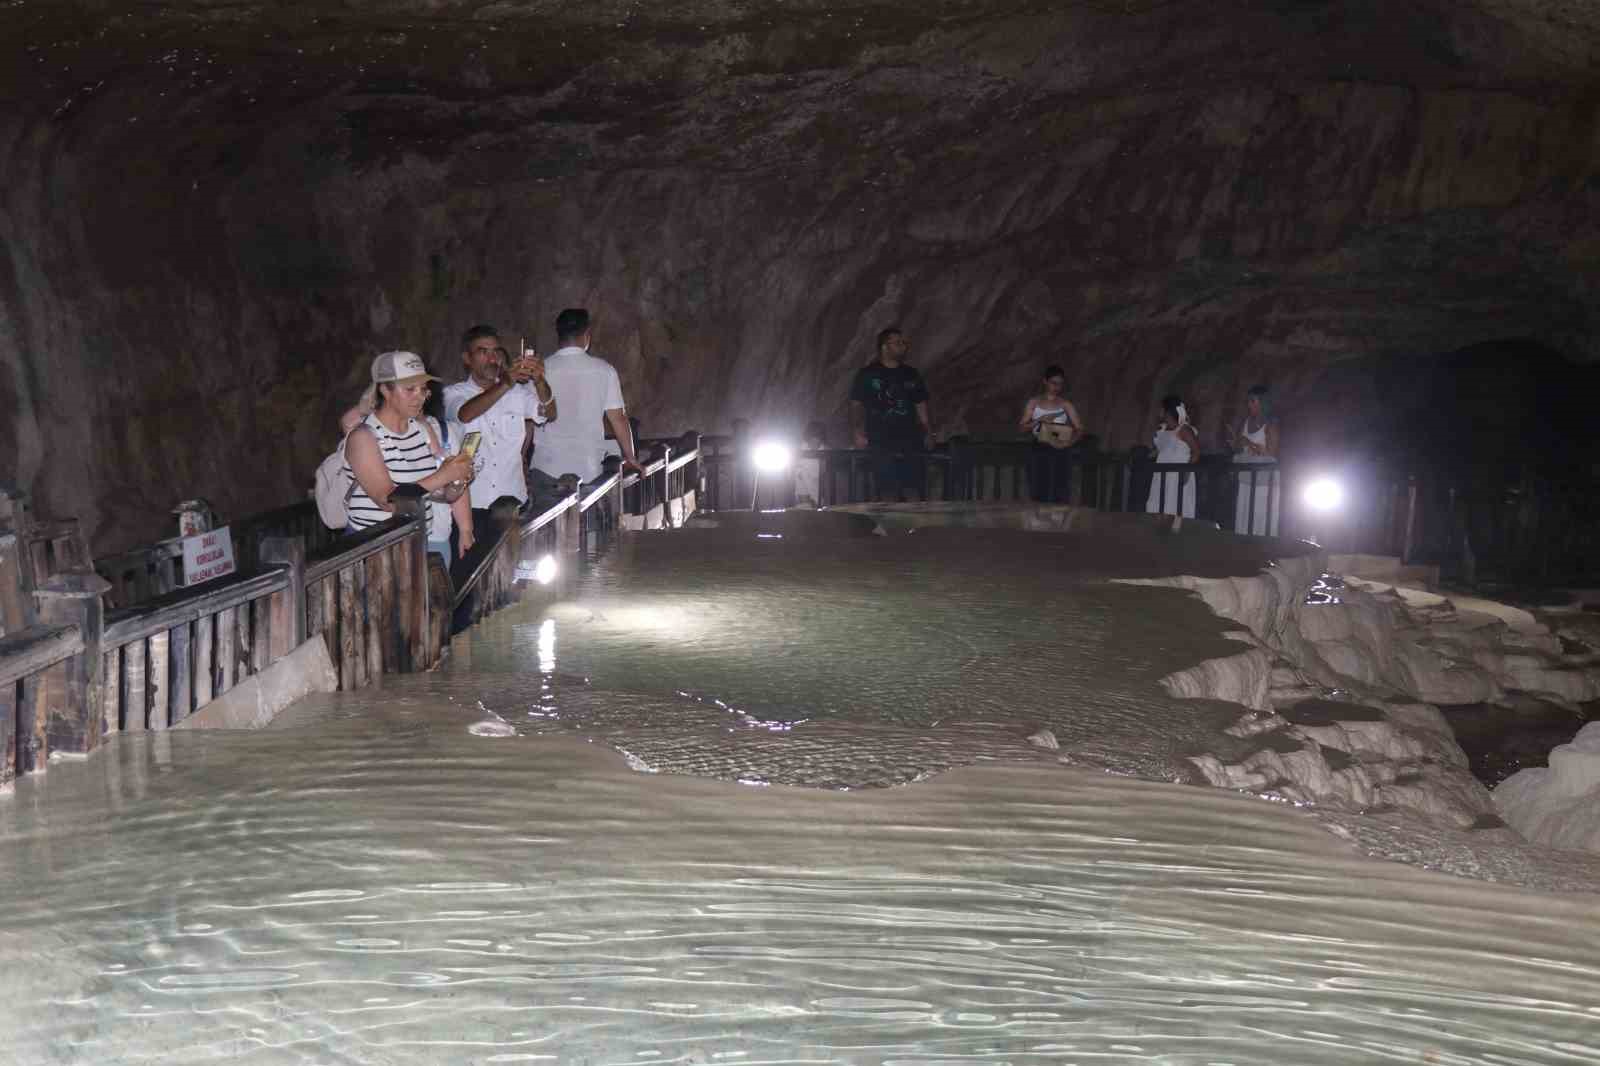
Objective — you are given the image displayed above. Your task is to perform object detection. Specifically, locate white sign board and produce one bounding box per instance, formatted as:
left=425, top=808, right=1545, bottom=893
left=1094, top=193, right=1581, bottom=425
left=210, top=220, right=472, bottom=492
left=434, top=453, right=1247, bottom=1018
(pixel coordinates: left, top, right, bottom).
left=181, top=526, right=236, bottom=587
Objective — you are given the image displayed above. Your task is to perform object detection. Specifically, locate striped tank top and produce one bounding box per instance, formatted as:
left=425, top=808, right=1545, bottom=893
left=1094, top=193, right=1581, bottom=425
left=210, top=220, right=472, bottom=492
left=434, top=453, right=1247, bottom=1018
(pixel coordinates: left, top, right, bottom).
left=343, top=414, right=450, bottom=541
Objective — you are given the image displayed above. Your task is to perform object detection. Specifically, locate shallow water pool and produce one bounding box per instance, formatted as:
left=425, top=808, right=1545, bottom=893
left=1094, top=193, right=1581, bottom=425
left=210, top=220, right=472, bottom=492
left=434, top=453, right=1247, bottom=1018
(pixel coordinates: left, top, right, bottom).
left=2, top=510, right=1598, bottom=1064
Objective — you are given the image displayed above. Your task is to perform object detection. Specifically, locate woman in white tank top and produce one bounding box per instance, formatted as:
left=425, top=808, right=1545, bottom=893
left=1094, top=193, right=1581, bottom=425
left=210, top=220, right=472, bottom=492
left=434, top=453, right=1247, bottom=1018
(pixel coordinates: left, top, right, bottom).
left=344, top=351, right=477, bottom=560
left=1229, top=384, right=1280, bottom=535
left=1016, top=365, right=1083, bottom=443
left=1017, top=365, right=1085, bottom=501
left=1146, top=395, right=1198, bottom=517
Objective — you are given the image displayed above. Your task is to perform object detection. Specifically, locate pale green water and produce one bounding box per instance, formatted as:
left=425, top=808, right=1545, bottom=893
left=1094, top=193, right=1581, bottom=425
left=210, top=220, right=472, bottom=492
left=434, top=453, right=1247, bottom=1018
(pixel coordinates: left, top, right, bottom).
left=2, top=511, right=1598, bottom=1064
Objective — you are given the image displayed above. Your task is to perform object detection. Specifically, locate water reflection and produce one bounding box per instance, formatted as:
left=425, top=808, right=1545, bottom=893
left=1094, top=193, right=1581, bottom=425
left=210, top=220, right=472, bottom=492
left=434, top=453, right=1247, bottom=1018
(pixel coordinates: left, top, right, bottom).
left=537, top=617, right=556, bottom=675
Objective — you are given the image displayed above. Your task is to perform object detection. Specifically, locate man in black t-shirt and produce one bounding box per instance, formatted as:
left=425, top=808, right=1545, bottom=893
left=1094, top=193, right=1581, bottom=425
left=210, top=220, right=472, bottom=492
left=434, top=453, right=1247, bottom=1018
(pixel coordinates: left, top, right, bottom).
left=849, top=326, right=933, bottom=500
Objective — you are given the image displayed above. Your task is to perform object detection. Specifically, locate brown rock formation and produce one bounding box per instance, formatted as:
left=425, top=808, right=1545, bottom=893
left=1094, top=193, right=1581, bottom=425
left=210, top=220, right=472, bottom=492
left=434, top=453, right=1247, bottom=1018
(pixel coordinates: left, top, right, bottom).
left=3, top=0, right=1599, bottom=551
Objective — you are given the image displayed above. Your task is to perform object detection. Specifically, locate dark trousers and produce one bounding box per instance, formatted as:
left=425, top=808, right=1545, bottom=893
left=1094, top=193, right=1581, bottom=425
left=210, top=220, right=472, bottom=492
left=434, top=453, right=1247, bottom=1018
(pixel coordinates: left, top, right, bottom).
left=448, top=500, right=518, bottom=633
left=869, top=440, right=926, bottom=501
left=1029, top=444, right=1072, bottom=502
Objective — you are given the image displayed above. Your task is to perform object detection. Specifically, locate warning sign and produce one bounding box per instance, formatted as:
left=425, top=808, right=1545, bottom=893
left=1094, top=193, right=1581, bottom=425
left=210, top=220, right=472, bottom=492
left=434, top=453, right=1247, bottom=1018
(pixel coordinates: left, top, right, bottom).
left=181, top=527, right=236, bottom=587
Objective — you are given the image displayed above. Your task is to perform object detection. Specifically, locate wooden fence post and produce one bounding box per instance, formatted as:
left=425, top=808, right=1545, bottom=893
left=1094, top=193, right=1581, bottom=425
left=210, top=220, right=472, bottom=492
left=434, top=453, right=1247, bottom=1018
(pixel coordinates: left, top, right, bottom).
left=260, top=535, right=308, bottom=651
left=0, top=488, right=38, bottom=636
left=34, top=571, right=111, bottom=756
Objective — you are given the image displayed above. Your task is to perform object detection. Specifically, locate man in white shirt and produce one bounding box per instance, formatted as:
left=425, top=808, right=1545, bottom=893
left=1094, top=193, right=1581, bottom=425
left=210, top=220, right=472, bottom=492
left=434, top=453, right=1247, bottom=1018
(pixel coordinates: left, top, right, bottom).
left=531, top=308, right=642, bottom=499
left=443, top=324, right=556, bottom=511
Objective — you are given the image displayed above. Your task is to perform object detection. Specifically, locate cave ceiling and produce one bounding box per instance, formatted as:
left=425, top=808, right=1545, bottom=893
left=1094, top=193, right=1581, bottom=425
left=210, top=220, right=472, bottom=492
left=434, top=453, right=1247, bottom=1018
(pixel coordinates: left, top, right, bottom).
left=6, top=0, right=1600, bottom=548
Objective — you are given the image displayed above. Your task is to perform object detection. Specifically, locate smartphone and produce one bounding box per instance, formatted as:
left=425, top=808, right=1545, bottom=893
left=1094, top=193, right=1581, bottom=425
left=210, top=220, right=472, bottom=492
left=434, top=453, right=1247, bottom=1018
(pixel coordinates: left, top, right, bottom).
left=461, top=431, right=483, bottom=459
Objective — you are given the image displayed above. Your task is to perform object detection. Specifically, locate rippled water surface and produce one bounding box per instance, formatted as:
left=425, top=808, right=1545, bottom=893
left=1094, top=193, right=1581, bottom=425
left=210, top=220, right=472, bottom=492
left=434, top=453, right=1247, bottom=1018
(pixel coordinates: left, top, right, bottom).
left=2, top=511, right=1598, bottom=1064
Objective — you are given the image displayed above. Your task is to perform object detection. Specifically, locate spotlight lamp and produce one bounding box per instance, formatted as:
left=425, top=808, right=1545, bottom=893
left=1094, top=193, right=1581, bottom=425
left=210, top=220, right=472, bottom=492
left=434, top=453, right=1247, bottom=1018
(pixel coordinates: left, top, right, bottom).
left=1302, top=477, right=1345, bottom=513
left=751, top=441, right=793, bottom=474
left=518, top=554, right=559, bottom=585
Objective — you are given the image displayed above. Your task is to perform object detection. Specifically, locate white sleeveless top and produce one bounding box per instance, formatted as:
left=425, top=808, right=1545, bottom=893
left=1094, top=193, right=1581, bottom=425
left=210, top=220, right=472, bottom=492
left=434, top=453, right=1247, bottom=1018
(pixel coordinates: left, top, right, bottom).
left=1030, top=402, right=1072, bottom=426
left=344, top=414, right=450, bottom=541
left=1152, top=424, right=1192, bottom=464
left=1236, top=418, right=1274, bottom=464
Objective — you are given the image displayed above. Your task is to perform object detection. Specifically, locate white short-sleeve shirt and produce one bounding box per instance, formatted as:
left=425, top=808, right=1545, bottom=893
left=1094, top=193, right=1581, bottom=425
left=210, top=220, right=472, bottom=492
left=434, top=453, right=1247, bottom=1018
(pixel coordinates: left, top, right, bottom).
left=533, top=347, right=626, bottom=483
left=443, top=379, right=543, bottom=508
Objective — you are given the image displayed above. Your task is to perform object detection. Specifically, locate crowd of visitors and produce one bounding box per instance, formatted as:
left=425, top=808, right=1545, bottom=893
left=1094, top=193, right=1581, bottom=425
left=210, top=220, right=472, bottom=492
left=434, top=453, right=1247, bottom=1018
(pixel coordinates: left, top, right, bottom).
left=326, top=308, right=638, bottom=579
left=832, top=324, right=1279, bottom=527
left=324, top=315, right=1284, bottom=563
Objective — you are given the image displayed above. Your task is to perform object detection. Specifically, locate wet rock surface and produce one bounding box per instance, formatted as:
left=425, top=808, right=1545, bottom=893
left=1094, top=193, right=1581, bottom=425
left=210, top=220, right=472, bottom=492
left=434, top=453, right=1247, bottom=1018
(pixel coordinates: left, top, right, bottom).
left=1121, top=557, right=1600, bottom=838
left=8, top=2, right=1600, bottom=548
left=1496, top=721, right=1600, bottom=851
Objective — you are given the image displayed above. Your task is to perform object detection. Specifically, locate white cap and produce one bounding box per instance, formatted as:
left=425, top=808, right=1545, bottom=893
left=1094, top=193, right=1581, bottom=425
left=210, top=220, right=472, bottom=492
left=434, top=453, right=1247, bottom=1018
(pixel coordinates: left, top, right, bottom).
left=371, top=350, right=441, bottom=385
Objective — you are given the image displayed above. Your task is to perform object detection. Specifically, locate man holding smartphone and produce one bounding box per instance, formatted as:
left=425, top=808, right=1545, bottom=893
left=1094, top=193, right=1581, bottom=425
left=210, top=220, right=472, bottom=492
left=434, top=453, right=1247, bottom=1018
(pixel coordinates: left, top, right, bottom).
left=443, top=324, right=558, bottom=601
left=445, top=324, right=557, bottom=512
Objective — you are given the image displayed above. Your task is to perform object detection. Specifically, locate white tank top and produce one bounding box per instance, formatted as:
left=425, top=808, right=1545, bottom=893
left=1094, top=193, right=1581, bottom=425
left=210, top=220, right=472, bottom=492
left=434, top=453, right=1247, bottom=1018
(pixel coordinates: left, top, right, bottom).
left=1030, top=401, right=1071, bottom=426
left=344, top=414, right=450, bottom=541
left=1237, top=418, right=1273, bottom=463
left=1152, top=424, right=1192, bottom=464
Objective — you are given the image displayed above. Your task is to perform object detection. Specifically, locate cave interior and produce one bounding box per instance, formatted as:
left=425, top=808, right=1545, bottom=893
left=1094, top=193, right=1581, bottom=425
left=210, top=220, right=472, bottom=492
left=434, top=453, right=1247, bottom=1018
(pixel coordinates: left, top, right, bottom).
left=4, top=0, right=1600, bottom=554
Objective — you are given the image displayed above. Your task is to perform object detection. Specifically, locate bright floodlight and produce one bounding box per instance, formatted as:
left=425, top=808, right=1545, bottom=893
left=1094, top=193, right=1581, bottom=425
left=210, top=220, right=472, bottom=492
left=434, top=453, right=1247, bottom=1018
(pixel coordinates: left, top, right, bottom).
left=533, top=554, right=558, bottom=585
left=1303, top=477, right=1345, bottom=512
left=751, top=440, right=792, bottom=474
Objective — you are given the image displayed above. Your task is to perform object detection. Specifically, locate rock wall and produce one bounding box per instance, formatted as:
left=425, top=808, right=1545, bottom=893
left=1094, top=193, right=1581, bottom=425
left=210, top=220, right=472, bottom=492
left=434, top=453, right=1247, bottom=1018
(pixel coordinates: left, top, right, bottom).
left=5, top=1, right=1600, bottom=551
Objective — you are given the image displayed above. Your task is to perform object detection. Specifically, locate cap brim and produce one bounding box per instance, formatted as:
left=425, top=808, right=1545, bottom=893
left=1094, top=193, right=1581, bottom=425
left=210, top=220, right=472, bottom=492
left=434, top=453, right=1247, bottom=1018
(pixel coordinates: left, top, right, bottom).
left=391, top=373, right=441, bottom=386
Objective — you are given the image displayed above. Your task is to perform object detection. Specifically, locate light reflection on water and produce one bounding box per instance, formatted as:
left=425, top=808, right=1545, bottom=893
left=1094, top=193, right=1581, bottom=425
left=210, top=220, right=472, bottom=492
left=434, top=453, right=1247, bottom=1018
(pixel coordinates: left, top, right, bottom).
left=0, top=510, right=1597, bottom=1063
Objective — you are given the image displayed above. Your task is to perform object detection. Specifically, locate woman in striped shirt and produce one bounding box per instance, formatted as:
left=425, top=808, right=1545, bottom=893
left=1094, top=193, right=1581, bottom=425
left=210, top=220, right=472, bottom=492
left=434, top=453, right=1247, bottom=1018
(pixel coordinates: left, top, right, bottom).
left=345, top=351, right=476, bottom=560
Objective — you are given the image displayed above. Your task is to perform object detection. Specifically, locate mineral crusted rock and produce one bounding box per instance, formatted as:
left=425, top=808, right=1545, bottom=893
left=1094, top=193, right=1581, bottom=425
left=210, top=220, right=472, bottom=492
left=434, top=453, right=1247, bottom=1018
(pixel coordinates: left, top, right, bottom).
left=1494, top=722, right=1600, bottom=852
left=1129, top=558, right=1600, bottom=830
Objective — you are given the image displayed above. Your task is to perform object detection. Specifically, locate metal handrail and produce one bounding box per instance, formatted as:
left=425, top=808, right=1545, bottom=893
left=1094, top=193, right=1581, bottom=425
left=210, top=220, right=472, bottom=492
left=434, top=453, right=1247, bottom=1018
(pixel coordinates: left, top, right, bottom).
left=665, top=447, right=700, bottom=473
left=522, top=491, right=580, bottom=534
left=580, top=474, right=621, bottom=511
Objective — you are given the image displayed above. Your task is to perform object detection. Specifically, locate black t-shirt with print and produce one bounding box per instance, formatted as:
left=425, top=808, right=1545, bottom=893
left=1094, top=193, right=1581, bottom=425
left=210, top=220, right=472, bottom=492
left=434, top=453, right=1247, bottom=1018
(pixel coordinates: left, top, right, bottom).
left=849, top=362, right=929, bottom=448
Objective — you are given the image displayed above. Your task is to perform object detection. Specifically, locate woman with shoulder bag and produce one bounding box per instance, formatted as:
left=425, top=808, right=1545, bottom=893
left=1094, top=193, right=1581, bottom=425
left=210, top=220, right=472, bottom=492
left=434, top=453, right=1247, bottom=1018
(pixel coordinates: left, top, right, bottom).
left=343, top=351, right=476, bottom=562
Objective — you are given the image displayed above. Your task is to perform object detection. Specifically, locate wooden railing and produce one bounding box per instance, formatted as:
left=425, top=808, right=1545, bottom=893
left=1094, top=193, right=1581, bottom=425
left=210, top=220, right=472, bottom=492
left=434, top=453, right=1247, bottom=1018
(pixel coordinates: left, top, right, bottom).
left=102, top=566, right=293, bottom=734
left=2, top=489, right=108, bottom=787
left=3, top=441, right=702, bottom=792
left=95, top=500, right=342, bottom=609
left=306, top=515, right=435, bottom=693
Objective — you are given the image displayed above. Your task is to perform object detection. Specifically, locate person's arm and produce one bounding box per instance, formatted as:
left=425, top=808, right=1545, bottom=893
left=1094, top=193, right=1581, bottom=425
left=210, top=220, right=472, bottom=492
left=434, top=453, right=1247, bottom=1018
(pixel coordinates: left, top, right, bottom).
left=451, top=492, right=474, bottom=557
left=1017, top=397, right=1037, bottom=432
left=604, top=407, right=644, bottom=474
left=913, top=371, right=933, bottom=447
left=1063, top=400, right=1084, bottom=445
left=346, top=427, right=396, bottom=507
left=456, top=377, right=515, bottom=424
left=1262, top=421, right=1280, bottom=458
left=847, top=368, right=871, bottom=448
left=1179, top=425, right=1201, bottom=459
left=530, top=369, right=555, bottom=421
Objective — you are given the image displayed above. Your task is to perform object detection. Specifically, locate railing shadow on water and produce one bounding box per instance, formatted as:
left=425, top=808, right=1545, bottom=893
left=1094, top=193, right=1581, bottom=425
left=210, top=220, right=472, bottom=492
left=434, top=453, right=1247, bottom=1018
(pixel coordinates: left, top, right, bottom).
left=0, top=441, right=703, bottom=792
